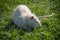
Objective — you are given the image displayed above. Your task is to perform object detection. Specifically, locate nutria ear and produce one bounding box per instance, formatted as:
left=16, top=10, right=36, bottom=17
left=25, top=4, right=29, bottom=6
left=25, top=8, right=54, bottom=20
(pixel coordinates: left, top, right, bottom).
left=30, top=16, right=34, bottom=19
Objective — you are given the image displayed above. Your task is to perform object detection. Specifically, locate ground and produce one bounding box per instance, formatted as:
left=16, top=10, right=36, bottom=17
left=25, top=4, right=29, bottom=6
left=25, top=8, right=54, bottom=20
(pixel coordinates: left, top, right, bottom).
left=0, top=0, right=60, bottom=40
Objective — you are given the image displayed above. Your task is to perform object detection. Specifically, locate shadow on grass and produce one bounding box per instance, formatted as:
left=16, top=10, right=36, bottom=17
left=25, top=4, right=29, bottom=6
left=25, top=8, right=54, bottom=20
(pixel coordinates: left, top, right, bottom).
left=4, top=19, right=16, bottom=32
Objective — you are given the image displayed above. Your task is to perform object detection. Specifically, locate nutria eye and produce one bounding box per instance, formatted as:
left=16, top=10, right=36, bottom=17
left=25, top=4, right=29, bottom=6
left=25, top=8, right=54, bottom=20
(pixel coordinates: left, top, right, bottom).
left=30, top=16, right=34, bottom=19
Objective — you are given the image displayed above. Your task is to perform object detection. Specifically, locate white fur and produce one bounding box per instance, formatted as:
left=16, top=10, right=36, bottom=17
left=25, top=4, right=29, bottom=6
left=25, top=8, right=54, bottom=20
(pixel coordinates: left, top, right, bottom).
left=13, top=5, right=41, bottom=30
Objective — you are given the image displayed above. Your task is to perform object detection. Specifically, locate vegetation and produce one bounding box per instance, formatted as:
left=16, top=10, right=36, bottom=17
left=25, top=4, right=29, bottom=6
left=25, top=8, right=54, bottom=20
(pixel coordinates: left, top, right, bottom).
left=0, top=0, right=60, bottom=40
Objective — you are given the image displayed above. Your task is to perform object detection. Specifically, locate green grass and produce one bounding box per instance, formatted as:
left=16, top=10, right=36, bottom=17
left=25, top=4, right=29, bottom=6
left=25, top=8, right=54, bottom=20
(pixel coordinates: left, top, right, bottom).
left=0, top=0, right=60, bottom=40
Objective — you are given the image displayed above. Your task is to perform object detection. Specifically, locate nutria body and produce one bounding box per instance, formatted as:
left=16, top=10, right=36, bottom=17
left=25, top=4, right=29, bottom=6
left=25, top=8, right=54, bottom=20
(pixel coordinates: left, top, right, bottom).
left=13, top=5, right=41, bottom=30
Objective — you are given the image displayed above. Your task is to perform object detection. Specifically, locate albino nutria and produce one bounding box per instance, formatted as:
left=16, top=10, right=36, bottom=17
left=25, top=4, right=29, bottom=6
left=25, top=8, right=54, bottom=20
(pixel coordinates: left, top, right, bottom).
left=13, top=5, right=53, bottom=30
